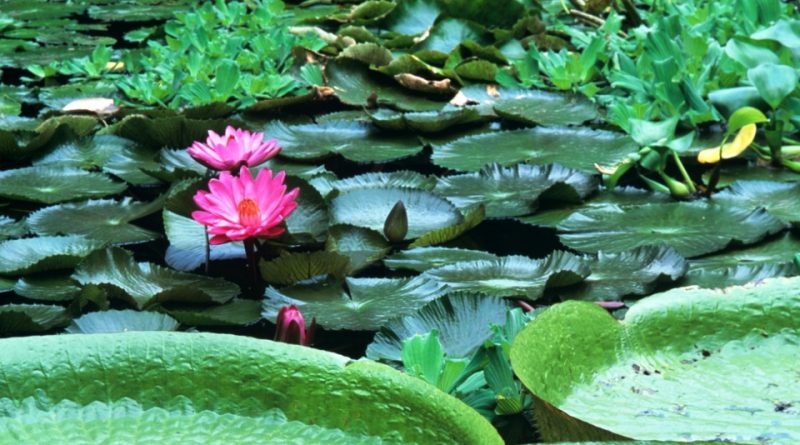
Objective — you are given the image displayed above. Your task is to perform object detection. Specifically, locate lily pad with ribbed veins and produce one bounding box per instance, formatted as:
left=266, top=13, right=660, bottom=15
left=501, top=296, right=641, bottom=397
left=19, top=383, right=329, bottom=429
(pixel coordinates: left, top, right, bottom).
left=263, top=276, right=446, bottom=331
left=409, top=204, right=485, bottom=247
left=65, top=309, right=180, bottom=334
left=689, top=232, right=800, bottom=270
left=370, top=107, right=484, bottom=133
left=0, top=235, right=105, bottom=276
left=510, top=277, right=800, bottom=443
left=330, top=171, right=436, bottom=194
left=491, top=88, right=599, bottom=126
left=14, top=275, right=80, bottom=302
left=259, top=251, right=349, bottom=286
left=0, top=166, right=127, bottom=204
left=682, top=262, right=798, bottom=288
left=0, top=304, right=69, bottom=335
left=164, top=299, right=263, bottom=327
left=326, top=225, right=391, bottom=274
left=712, top=180, right=800, bottom=224
left=431, top=127, right=636, bottom=173
left=331, top=187, right=463, bottom=240
left=0, top=332, right=502, bottom=444
left=423, top=252, right=590, bottom=299
left=557, top=202, right=785, bottom=258
left=435, top=163, right=598, bottom=218
left=72, top=247, right=239, bottom=309
left=384, top=247, right=499, bottom=272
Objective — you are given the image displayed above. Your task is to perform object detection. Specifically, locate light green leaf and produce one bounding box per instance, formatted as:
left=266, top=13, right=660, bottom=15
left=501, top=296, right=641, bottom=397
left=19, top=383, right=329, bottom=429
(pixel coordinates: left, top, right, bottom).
left=384, top=247, right=499, bottom=272
left=747, top=63, right=798, bottom=109
left=0, top=166, right=126, bottom=204
left=492, top=89, right=598, bottom=126
left=65, top=309, right=180, bottom=334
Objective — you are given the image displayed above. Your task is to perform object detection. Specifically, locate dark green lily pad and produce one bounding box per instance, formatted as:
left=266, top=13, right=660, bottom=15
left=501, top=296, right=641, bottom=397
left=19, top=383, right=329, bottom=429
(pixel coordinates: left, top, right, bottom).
left=0, top=304, right=70, bottom=335
left=13, top=275, right=80, bottom=302
left=557, top=203, right=786, bottom=258
left=510, top=277, right=800, bottom=442
left=409, top=204, right=485, bottom=247
left=682, top=263, right=798, bottom=288
left=492, top=89, right=599, bottom=126
left=325, top=225, right=391, bottom=274
left=164, top=299, right=263, bottom=327
left=0, top=235, right=105, bottom=276
left=72, top=247, right=239, bottom=309
left=0, top=166, right=127, bottom=204
left=32, top=135, right=131, bottom=170
left=0, top=216, right=28, bottom=240
left=162, top=210, right=246, bottom=272
left=384, top=247, right=499, bottom=272
left=383, top=0, right=441, bottom=35
left=423, top=252, right=590, bottom=299
left=689, top=232, right=800, bottom=270
left=259, top=251, right=349, bottom=286
left=712, top=180, right=800, bottom=224
left=369, top=107, right=484, bottom=133
left=283, top=175, right=330, bottom=244
left=330, top=171, right=436, bottom=194
left=65, top=310, right=180, bottom=334
left=263, top=276, right=446, bottom=331
left=432, top=127, right=637, bottom=173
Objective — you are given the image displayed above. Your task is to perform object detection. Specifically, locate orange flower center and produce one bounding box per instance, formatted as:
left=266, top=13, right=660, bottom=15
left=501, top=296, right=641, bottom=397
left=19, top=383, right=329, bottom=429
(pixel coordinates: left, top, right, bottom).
left=237, top=198, right=261, bottom=226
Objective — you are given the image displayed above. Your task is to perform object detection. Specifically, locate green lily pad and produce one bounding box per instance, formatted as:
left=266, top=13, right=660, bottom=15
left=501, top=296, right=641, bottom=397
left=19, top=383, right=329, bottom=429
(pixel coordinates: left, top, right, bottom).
left=72, top=247, right=239, bottom=309
left=65, top=309, right=180, bottom=334
left=431, top=127, right=637, bottom=173
left=689, top=232, right=800, bottom=270
left=491, top=89, right=599, bottom=126
left=162, top=210, right=246, bottom=272
left=0, top=235, right=105, bottom=276
left=435, top=163, right=598, bottom=218
left=109, top=115, right=233, bottom=149
left=713, top=180, right=800, bottom=224
left=164, top=299, right=263, bottom=327
left=0, top=216, right=28, bottom=240
left=28, top=197, right=163, bottom=245
left=0, top=166, right=127, bottom=204
left=330, top=171, right=436, bottom=195
left=384, top=247, right=499, bottom=272
left=417, top=18, right=484, bottom=54
left=557, top=203, right=786, bottom=258
left=0, top=304, right=69, bottom=335
left=383, top=0, right=441, bottom=35
left=424, top=252, right=590, bottom=299
left=262, top=120, right=423, bottom=162
left=369, top=107, right=484, bottom=133
left=0, top=332, right=502, bottom=444
left=510, top=277, right=800, bottom=443
left=325, top=225, right=391, bottom=274
left=13, top=275, right=81, bottom=302
left=702, top=163, right=800, bottom=188
left=409, top=204, right=485, bottom=247
left=330, top=187, right=464, bottom=240
left=263, top=276, right=446, bottom=331
left=259, top=251, right=349, bottom=286
left=283, top=175, right=330, bottom=244
left=367, top=293, right=510, bottom=362
left=558, top=246, right=688, bottom=301
left=682, top=263, right=798, bottom=289
left=32, top=135, right=133, bottom=170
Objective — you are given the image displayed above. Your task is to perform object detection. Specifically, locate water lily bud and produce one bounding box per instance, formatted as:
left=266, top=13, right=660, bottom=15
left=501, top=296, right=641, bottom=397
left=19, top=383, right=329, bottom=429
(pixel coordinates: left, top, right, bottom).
left=275, top=305, right=315, bottom=346
left=383, top=200, right=408, bottom=243
left=660, top=173, right=691, bottom=198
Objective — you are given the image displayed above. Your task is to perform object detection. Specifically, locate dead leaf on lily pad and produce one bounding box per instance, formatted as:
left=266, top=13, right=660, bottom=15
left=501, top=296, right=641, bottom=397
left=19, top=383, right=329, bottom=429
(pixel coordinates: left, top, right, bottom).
left=62, top=98, right=119, bottom=115
left=394, top=74, right=454, bottom=95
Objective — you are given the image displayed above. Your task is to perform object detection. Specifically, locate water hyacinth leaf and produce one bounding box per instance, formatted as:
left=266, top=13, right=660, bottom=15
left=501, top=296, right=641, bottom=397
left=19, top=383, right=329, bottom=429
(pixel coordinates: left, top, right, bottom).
left=435, top=163, right=598, bottom=218
left=410, top=204, right=485, bottom=247
left=712, top=180, right=800, bottom=224
left=751, top=19, right=800, bottom=48
left=424, top=252, right=590, bottom=299
left=13, top=275, right=81, bottom=302
left=0, top=304, right=70, bottom=335
left=325, top=225, right=391, bottom=274
left=557, top=203, right=785, bottom=258
left=330, top=171, right=436, bottom=194
left=331, top=188, right=463, bottom=240
left=492, top=89, right=598, bottom=126
left=558, top=246, right=688, bottom=301
left=263, top=276, right=446, bottom=331
left=65, top=309, right=180, bottom=334
left=682, top=263, right=798, bottom=289
left=384, top=247, right=499, bottom=272
left=0, top=333, right=502, bottom=445
left=165, top=299, right=263, bottom=327
left=689, top=232, right=800, bottom=270
left=0, top=235, right=105, bottom=276
left=0, top=166, right=127, bottom=204
left=72, top=247, right=239, bottom=309
left=262, top=120, right=423, bottom=162
left=28, top=197, right=163, bottom=245
left=259, top=251, right=349, bottom=286
left=748, top=63, right=798, bottom=109
left=326, top=59, right=447, bottom=111
left=510, top=277, right=800, bottom=442
left=432, top=127, right=637, bottom=173
left=162, top=210, right=246, bottom=272
left=367, top=293, right=510, bottom=362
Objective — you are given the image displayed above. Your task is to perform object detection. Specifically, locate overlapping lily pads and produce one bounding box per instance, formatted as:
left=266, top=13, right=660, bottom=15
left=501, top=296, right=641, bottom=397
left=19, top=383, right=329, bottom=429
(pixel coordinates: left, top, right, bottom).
left=0, top=235, right=105, bottom=275
left=384, top=247, right=499, bottom=272
left=65, top=309, right=180, bottom=334
left=0, top=166, right=127, bottom=204
left=712, top=180, right=800, bottom=224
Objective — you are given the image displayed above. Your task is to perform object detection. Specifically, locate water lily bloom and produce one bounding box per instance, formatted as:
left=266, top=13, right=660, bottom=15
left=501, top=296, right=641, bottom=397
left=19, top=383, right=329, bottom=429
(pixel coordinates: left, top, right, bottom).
left=188, top=126, right=280, bottom=171
left=192, top=166, right=299, bottom=245
left=275, top=305, right=315, bottom=346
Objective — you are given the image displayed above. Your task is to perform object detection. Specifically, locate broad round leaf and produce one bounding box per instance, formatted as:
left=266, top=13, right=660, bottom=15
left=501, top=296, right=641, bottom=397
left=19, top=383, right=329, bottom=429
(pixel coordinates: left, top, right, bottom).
left=0, top=235, right=105, bottom=276
left=713, top=180, right=800, bottom=224
left=14, top=275, right=81, bottom=302
left=0, top=332, right=502, bottom=444
left=330, top=188, right=464, bottom=240
left=367, top=293, right=510, bottom=362
left=557, top=202, right=786, bottom=258
left=165, top=299, right=262, bottom=327
left=65, top=309, right=180, bottom=333
left=682, top=263, right=798, bottom=289
left=689, top=232, right=800, bottom=270
left=511, top=277, right=800, bottom=442
left=0, top=166, right=127, bottom=204
left=0, top=304, right=69, bottom=335
left=283, top=175, right=330, bottom=244
left=748, top=63, right=798, bottom=109
left=491, top=89, right=598, bottom=126
left=263, top=276, right=446, bottom=331
left=432, top=127, right=637, bottom=173
left=163, top=210, right=246, bottom=272
left=409, top=204, right=485, bottom=247
left=325, top=225, right=391, bottom=274
left=384, top=247, right=499, bottom=272
left=330, top=171, right=436, bottom=194
left=259, top=251, right=349, bottom=286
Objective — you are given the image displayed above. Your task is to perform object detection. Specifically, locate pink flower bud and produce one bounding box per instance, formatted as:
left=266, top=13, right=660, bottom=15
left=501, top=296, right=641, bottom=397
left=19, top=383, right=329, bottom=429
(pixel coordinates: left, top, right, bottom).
left=274, top=305, right=315, bottom=346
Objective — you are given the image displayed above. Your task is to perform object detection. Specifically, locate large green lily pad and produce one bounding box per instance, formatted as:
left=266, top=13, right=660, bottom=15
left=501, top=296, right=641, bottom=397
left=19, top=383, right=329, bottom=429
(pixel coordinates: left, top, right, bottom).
left=0, top=235, right=105, bottom=276
left=0, top=166, right=127, bottom=204
left=0, top=332, right=502, bottom=444
left=510, top=277, right=800, bottom=443
left=712, top=180, right=800, bottom=224
left=557, top=202, right=786, bottom=258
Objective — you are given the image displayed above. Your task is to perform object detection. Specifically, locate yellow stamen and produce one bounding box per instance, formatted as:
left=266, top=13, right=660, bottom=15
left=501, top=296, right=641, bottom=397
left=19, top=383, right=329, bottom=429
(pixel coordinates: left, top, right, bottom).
left=237, top=198, right=261, bottom=226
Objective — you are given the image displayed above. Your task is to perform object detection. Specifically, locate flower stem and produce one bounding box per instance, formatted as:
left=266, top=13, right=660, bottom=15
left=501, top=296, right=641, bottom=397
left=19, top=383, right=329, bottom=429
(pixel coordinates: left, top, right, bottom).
left=244, top=238, right=260, bottom=289
left=204, top=227, right=211, bottom=274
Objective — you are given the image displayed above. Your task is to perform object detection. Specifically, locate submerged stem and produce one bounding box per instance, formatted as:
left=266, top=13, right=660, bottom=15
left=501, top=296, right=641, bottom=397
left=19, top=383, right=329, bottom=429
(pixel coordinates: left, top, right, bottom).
left=244, top=238, right=259, bottom=288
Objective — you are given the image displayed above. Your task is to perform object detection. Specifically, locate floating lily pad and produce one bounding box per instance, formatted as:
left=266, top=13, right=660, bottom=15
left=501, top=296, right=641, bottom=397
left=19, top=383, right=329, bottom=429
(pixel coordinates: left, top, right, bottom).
left=435, top=163, right=598, bottom=218
left=383, top=0, right=441, bottom=35
left=689, top=232, right=800, bottom=270
left=557, top=203, right=786, bottom=258
left=0, top=166, right=127, bottom=204
left=263, top=276, right=446, bottom=331
left=330, top=171, right=436, bottom=194
left=713, top=180, right=800, bottom=224
left=283, top=175, right=330, bottom=244
left=0, top=235, right=105, bottom=276
left=325, top=225, right=391, bottom=274
left=0, top=332, right=502, bottom=444
left=262, top=120, right=423, bottom=162
left=72, top=247, right=239, bottom=309
left=165, top=299, right=263, bottom=327
left=0, top=216, right=28, bottom=240
left=13, top=275, right=81, bottom=302
left=65, top=310, right=180, bottom=334
left=384, top=247, right=499, bottom=272
left=0, top=304, right=70, bottom=335
left=510, top=277, right=800, bottom=442
left=367, top=293, right=510, bottom=362
left=331, top=187, right=464, bottom=240
left=162, top=210, right=246, bottom=272
left=432, top=127, right=637, bottom=173
left=29, top=197, right=162, bottom=245
left=682, top=263, right=798, bottom=288
left=424, top=252, right=590, bottom=299
left=491, top=89, right=599, bottom=126
left=410, top=204, right=485, bottom=247
left=32, top=135, right=132, bottom=170
left=259, top=251, right=349, bottom=286
left=558, top=246, right=688, bottom=301
left=370, top=107, right=484, bottom=132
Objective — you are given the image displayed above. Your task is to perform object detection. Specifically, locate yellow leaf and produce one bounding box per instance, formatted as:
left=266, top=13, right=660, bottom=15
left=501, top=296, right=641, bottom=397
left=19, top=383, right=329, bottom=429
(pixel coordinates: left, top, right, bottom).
left=697, top=124, right=757, bottom=164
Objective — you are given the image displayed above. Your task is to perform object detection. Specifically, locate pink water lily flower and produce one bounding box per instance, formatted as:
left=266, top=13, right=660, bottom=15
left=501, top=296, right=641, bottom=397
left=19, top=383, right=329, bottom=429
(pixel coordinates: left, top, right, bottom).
left=192, top=166, right=299, bottom=245
left=188, top=126, right=280, bottom=171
